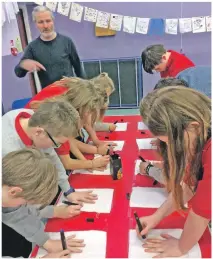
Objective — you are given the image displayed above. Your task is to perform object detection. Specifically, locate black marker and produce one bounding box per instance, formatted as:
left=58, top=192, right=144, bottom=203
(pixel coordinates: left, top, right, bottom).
left=60, top=229, right=67, bottom=250
left=62, top=200, right=79, bottom=206
left=114, top=120, right=118, bottom=124
left=138, top=155, right=146, bottom=162
left=134, top=212, right=146, bottom=239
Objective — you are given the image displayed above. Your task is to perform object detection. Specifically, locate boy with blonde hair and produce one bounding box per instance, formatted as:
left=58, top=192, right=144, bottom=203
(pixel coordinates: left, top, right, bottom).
left=2, top=148, right=71, bottom=258
left=2, top=99, right=96, bottom=255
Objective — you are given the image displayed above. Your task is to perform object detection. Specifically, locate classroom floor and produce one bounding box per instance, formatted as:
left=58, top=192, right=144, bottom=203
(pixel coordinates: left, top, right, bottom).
left=105, top=108, right=140, bottom=116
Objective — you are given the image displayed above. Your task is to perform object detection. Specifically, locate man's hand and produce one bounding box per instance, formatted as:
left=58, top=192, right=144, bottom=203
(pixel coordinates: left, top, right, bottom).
left=67, top=190, right=98, bottom=204
left=20, top=59, right=46, bottom=72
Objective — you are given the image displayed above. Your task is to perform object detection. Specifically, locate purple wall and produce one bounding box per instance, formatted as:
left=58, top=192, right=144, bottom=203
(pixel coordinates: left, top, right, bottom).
left=2, top=2, right=211, bottom=112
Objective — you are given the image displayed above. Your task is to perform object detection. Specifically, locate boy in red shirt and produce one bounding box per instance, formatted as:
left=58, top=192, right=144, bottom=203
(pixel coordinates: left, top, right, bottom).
left=141, top=44, right=195, bottom=78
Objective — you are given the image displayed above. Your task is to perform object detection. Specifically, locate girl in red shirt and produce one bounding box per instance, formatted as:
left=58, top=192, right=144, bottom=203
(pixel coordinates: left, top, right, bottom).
left=138, top=87, right=211, bottom=257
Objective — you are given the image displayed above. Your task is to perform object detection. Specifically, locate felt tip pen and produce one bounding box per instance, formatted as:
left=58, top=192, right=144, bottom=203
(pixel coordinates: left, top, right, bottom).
left=134, top=212, right=146, bottom=239
left=60, top=229, right=67, bottom=250
left=138, top=155, right=146, bottom=163
left=114, top=120, right=118, bottom=124
left=62, top=200, right=79, bottom=206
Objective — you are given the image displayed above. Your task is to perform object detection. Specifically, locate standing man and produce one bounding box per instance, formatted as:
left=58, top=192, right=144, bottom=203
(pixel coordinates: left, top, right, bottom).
left=15, top=6, right=85, bottom=89
left=141, top=44, right=195, bottom=78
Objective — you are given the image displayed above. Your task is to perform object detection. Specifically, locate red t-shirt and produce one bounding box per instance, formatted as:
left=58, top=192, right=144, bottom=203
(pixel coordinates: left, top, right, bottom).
left=160, top=50, right=195, bottom=78
left=190, top=138, right=211, bottom=219
left=25, top=84, right=70, bottom=156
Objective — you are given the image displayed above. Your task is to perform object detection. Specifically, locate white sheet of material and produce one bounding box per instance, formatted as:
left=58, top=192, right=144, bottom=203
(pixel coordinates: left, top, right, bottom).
left=130, top=187, right=168, bottom=208
left=136, top=138, right=157, bottom=150
left=57, top=188, right=114, bottom=213
left=37, top=230, right=107, bottom=258
left=138, top=122, right=148, bottom=130
left=129, top=229, right=201, bottom=258
left=114, top=123, right=128, bottom=131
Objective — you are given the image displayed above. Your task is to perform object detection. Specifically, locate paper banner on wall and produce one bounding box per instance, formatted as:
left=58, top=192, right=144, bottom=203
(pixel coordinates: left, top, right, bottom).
left=12, top=2, right=19, bottom=14
left=206, top=16, right=211, bottom=32
left=45, top=2, right=57, bottom=12
left=70, top=3, right=84, bottom=22
left=84, top=7, right=98, bottom=22
left=109, top=13, right=123, bottom=31
left=136, top=18, right=150, bottom=34
left=148, top=18, right=165, bottom=36
left=192, top=16, right=206, bottom=33
left=4, top=2, right=16, bottom=22
left=179, top=18, right=192, bottom=33
left=2, top=4, right=6, bottom=26
left=57, top=2, right=71, bottom=16
left=96, top=11, right=110, bottom=28
left=123, top=16, right=136, bottom=34
left=165, top=19, right=178, bottom=34
left=34, top=1, right=43, bottom=5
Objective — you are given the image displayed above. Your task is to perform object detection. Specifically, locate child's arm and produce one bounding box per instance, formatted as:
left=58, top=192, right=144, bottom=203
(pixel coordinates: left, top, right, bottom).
left=69, top=138, right=87, bottom=160
left=84, top=123, right=102, bottom=146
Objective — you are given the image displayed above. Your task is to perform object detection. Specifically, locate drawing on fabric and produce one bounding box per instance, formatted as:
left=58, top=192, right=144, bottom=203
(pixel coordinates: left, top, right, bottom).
left=192, top=16, right=206, bottom=33
left=84, top=7, right=98, bottom=22
left=165, top=19, right=178, bottom=34
left=70, top=3, right=83, bottom=22
left=136, top=18, right=150, bottom=34
left=45, top=2, right=57, bottom=12
left=179, top=18, right=192, bottom=33
left=123, top=16, right=136, bottom=34
left=206, top=16, right=211, bottom=32
left=57, top=2, right=71, bottom=16
left=109, top=14, right=123, bottom=31
left=96, top=11, right=110, bottom=28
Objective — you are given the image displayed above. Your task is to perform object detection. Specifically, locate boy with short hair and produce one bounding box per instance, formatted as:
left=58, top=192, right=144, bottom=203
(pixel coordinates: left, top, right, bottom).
left=2, top=148, right=70, bottom=258
left=141, top=44, right=194, bottom=77
left=2, top=99, right=96, bottom=255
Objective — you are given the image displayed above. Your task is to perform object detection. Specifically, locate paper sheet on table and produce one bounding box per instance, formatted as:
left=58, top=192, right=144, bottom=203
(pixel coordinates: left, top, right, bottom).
left=37, top=230, right=107, bottom=258
left=129, top=229, right=201, bottom=258
left=57, top=188, right=114, bottom=213
left=134, top=160, right=159, bottom=175
left=130, top=187, right=168, bottom=208
left=73, top=159, right=110, bottom=175
left=115, top=123, right=128, bottom=131
left=138, top=122, right=148, bottom=130
left=136, top=138, right=157, bottom=150
left=110, top=140, right=125, bottom=151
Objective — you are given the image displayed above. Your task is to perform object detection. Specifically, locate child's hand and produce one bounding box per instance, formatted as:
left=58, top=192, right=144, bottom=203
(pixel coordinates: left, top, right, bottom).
left=53, top=204, right=82, bottom=219
left=139, top=161, right=150, bottom=175
left=43, top=235, right=85, bottom=253
left=93, top=155, right=110, bottom=168
left=109, top=123, right=117, bottom=132
left=97, top=143, right=112, bottom=155
left=42, top=249, right=70, bottom=258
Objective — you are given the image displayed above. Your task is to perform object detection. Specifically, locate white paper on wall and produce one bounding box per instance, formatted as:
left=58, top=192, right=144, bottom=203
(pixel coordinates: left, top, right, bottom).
left=130, top=187, right=168, bottom=208
left=84, top=7, right=98, bottom=22
left=206, top=16, right=211, bottom=32
left=109, top=13, right=123, bottom=31
left=115, top=123, right=128, bottom=131
left=96, top=11, right=110, bottom=28
left=57, top=2, right=71, bottom=16
left=192, top=16, right=206, bottom=33
left=2, top=4, right=6, bottom=25
left=134, top=159, right=160, bottom=175
left=70, top=3, right=84, bottom=22
left=165, top=19, right=178, bottom=34
left=33, top=1, right=43, bottom=5
left=37, top=231, right=107, bottom=258
left=12, top=2, right=19, bottom=14
left=138, top=122, right=148, bottom=130
left=4, top=2, right=16, bottom=22
left=45, top=2, right=57, bottom=12
left=136, top=18, right=150, bottom=34
left=129, top=229, right=201, bottom=258
left=136, top=138, right=157, bottom=150
left=123, top=16, right=136, bottom=34
left=57, top=188, right=114, bottom=213
left=179, top=18, right=192, bottom=33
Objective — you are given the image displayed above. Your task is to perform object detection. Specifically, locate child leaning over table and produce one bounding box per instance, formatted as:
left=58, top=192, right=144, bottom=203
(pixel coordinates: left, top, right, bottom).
left=2, top=148, right=83, bottom=258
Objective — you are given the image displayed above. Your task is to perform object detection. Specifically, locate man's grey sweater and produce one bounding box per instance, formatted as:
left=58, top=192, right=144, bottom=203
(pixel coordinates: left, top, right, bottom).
left=14, top=33, right=85, bottom=88
left=2, top=109, right=71, bottom=246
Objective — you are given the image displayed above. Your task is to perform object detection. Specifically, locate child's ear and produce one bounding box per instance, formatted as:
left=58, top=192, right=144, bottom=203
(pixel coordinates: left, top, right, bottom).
left=8, top=187, right=23, bottom=197
left=35, top=127, right=45, bottom=136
